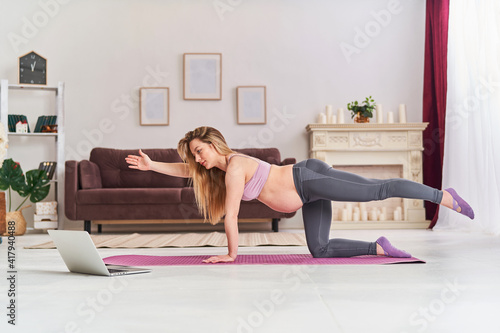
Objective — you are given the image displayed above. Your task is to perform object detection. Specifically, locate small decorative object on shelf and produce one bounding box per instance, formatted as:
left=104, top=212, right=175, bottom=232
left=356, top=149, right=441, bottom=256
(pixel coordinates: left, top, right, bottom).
left=19, top=51, right=47, bottom=85
left=347, top=96, right=376, bottom=123
left=41, top=124, right=58, bottom=133
left=0, top=158, right=50, bottom=235
left=34, top=201, right=57, bottom=229
left=38, top=161, right=57, bottom=180
left=34, top=115, right=57, bottom=133
left=8, top=115, right=30, bottom=132
left=16, top=120, right=28, bottom=133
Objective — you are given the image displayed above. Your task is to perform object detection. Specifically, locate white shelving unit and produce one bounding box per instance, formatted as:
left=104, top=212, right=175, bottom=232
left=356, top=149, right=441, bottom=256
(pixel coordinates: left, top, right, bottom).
left=0, top=79, right=65, bottom=230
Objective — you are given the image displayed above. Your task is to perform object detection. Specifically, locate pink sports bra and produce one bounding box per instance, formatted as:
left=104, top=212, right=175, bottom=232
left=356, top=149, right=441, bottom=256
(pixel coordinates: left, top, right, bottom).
left=227, top=154, right=272, bottom=201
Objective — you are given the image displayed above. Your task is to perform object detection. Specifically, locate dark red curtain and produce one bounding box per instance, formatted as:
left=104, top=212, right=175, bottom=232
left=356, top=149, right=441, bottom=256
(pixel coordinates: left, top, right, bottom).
left=422, top=0, right=449, bottom=228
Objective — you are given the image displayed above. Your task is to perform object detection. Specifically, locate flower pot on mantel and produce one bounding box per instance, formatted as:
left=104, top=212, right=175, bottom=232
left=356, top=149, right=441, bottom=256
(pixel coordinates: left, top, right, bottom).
left=354, top=112, right=370, bottom=123
left=3, top=205, right=30, bottom=236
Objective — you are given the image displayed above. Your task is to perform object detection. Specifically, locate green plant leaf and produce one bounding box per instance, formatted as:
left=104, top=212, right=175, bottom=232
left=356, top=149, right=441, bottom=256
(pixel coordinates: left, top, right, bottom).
left=17, top=169, right=50, bottom=203
left=0, top=158, right=25, bottom=192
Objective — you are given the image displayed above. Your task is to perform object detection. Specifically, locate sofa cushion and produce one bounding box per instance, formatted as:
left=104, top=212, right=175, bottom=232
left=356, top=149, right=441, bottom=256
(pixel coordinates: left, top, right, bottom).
left=234, top=148, right=281, bottom=165
left=90, top=148, right=187, bottom=188
left=79, top=160, right=103, bottom=189
left=77, top=188, right=182, bottom=205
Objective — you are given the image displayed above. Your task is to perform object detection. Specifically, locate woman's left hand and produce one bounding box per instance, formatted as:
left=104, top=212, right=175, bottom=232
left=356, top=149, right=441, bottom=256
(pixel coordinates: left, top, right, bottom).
left=202, top=254, right=236, bottom=264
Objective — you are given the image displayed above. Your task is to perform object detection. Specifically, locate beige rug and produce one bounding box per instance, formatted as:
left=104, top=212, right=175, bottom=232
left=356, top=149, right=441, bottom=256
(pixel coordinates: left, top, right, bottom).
left=26, top=232, right=307, bottom=249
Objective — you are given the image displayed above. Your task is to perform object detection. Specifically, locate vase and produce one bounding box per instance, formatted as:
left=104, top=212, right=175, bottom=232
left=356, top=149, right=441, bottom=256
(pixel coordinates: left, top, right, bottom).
left=3, top=205, right=30, bottom=236
left=354, top=112, right=370, bottom=123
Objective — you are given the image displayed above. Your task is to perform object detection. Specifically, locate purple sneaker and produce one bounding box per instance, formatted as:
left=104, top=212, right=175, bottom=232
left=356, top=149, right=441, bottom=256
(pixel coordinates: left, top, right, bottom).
left=376, top=236, right=411, bottom=258
left=445, top=188, right=475, bottom=220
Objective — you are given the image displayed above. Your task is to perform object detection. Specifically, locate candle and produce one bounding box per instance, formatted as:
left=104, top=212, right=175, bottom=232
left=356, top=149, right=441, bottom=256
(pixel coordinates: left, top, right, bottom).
left=318, top=112, right=327, bottom=124
left=326, top=105, right=333, bottom=123
left=369, top=208, right=378, bottom=221
left=326, top=105, right=333, bottom=117
left=376, top=104, right=383, bottom=123
left=330, top=115, right=337, bottom=124
left=341, top=209, right=348, bottom=221
left=398, top=104, right=407, bottom=123
left=387, top=112, right=394, bottom=123
left=393, top=209, right=401, bottom=221
left=359, top=202, right=367, bottom=211
left=337, top=108, right=345, bottom=124
left=353, top=211, right=360, bottom=221
left=379, top=213, right=386, bottom=221
left=361, top=210, right=368, bottom=221
left=346, top=203, right=353, bottom=221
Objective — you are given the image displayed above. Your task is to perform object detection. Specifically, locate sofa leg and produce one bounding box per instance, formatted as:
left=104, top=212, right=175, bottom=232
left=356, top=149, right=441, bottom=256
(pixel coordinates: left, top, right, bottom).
left=272, top=218, right=279, bottom=232
left=98, top=224, right=102, bottom=234
left=84, top=220, right=91, bottom=234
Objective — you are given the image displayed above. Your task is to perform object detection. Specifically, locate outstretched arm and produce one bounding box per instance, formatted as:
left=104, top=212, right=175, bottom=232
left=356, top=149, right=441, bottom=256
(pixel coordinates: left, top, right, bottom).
left=202, top=163, right=245, bottom=263
left=126, top=149, right=189, bottom=178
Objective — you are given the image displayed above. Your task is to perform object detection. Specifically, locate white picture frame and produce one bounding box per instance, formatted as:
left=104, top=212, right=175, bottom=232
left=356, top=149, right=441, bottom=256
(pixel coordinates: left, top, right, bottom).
left=183, top=53, right=222, bottom=100
left=140, top=87, right=169, bottom=126
left=237, top=86, right=267, bottom=124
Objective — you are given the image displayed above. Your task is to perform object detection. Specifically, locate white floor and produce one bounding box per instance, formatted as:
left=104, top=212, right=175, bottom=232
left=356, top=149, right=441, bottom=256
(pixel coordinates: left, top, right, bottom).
left=0, top=229, right=499, bottom=333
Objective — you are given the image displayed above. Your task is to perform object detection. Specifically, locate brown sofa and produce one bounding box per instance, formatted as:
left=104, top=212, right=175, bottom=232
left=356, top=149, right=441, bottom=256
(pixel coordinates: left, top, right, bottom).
left=65, top=147, right=296, bottom=233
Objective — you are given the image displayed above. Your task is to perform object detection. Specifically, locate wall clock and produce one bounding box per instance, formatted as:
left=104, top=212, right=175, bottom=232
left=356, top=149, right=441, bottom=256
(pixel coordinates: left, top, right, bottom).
left=19, top=51, right=47, bottom=85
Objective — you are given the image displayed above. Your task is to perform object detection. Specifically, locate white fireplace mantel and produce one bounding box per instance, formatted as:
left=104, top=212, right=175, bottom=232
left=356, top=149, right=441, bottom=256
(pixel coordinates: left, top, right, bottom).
left=306, top=123, right=429, bottom=229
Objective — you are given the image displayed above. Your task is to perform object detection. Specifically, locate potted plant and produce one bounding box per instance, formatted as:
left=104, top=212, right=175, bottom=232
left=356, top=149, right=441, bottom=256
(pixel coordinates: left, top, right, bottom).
left=0, top=158, right=50, bottom=235
left=347, top=96, right=376, bottom=123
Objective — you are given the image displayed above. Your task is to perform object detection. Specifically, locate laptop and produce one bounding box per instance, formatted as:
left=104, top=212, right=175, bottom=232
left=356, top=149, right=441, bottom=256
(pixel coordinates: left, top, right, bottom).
left=48, top=230, right=151, bottom=276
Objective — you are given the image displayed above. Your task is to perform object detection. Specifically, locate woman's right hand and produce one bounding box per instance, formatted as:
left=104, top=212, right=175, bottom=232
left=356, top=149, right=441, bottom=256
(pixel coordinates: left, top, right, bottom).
left=125, top=149, right=152, bottom=171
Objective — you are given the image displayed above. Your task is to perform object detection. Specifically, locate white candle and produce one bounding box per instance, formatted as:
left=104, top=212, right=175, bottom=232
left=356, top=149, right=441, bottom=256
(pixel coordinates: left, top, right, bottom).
left=361, top=210, right=368, bottom=221
left=387, top=112, right=394, bottom=123
left=337, top=108, right=345, bottom=124
left=379, top=213, right=386, bottom=221
left=326, top=105, right=333, bottom=117
left=370, top=208, right=378, bottom=221
left=359, top=202, right=367, bottom=211
left=331, top=115, right=337, bottom=124
left=346, top=203, right=353, bottom=221
left=398, top=104, right=407, bottom=123
left=376, top=104, right=383, bottom=123
left=341, top=209, right=348, bottom=221
left=393, top=209, right=401, bottom=221
left=318, top=112, right=327, bottom=124
left=353, top=211, right=360, bottom=221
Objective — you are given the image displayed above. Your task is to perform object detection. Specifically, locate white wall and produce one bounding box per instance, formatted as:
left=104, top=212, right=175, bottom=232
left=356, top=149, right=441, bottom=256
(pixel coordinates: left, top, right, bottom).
left=0, top=0, right=426, bottom=230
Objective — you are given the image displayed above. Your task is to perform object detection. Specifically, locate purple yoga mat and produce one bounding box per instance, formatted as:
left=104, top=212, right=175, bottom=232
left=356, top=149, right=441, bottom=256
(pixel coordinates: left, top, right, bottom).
left=103, top=254, right=425, bottom=266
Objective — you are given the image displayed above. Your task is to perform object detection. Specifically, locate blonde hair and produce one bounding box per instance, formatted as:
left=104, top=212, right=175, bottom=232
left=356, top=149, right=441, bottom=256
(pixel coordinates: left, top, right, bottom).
left=177, top=127, right=234, bottom=224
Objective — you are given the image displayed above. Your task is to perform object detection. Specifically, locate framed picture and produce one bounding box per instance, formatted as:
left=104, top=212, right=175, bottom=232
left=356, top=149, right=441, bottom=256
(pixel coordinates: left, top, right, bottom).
left=140, top=87, right=169, bottom=126
left=237, top=86, right=267, bottom=124
left=183, top=53, right=222, bottom=100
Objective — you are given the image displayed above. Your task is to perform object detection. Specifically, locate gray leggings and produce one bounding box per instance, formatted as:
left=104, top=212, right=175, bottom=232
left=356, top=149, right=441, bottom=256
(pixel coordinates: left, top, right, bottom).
left=292, top=159, right=443, bottom=258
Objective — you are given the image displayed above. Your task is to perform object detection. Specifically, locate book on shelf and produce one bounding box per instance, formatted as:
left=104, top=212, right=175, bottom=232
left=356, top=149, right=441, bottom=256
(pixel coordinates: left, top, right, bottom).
left=7, top=114, right=31, bottom=133
left=38, top=161, right=57, bottom=180
left=34, top=115, right=57, bottom=132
